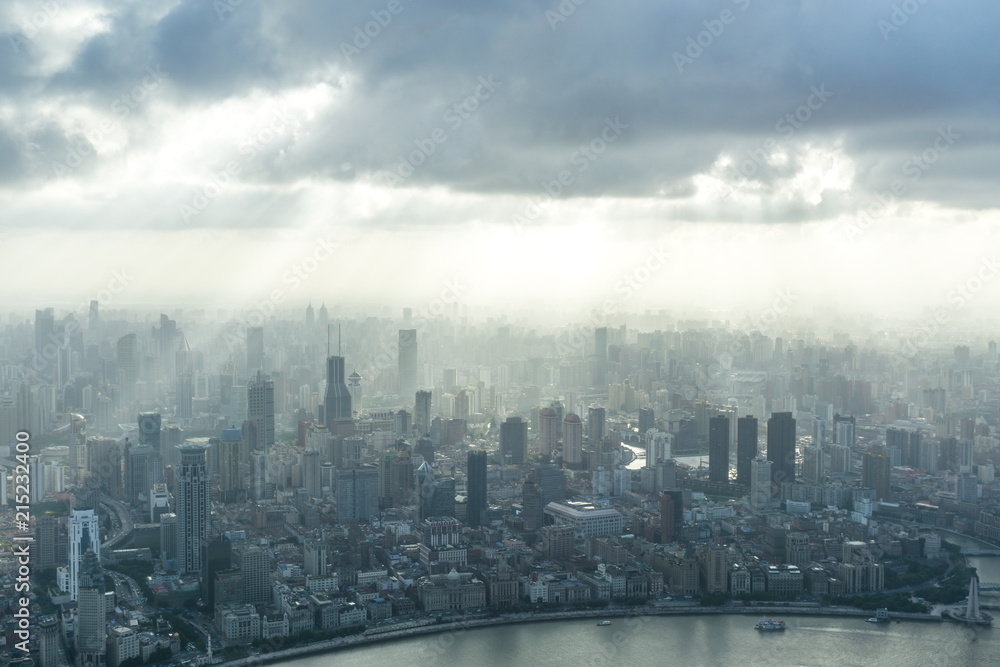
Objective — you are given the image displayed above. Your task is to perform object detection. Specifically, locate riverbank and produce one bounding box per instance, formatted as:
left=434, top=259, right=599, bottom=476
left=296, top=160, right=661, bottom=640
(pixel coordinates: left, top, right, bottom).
left=220, top=604, right=943, bottom=667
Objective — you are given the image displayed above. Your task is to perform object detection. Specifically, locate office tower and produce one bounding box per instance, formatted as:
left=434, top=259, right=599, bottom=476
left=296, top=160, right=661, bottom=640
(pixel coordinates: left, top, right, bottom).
left=303, top=447, right=321, bottom=498
left=247, top=371, right=275, bottom=456
left=802, top=445, right=823, bottom=484
left=246, top=326, right=264, bottom=373
left=378, top=450, right=396, bottom=509
left=398, top=329, right=418, bottom=399
left=786, top=532, right=810, bottom=569
left=812, top=418, right=827, bottom=449
left=708, top=415, right=730, bottom=483
left=956, top=473, right=979, bottom=503
left=389, top=446, right=415, bottom=507
left=594, top=327, right=608, bottom=387
left=116, top=333, right=140, bottom=409
left=660, top=489, right=683, bottom=543
left=414, top=390, right=432, bottom=435
left=200, top=537, right=232, bottom=609
left=176, top=372, right=194, bottom=419
left=154, top=314, right=178, bottom=378
left=250, top=450, right=269, bottom=501
left=305, top=303, right=315, bottom=326
left=176, top=441, right=211, bottom=574
left=333, top=435, right=364, bottom=470
left=538, top=408, right=559, bottom=457
left=443, top=368, right=458, bottom=392
left=467, top=449, right=488, bottom=528
left=75, top=550, right=105, bottom=667
left=766, top=412, right=796, bottom=486
left=68, top=508, right=100, bottom=601
left=829, top=444, right=852, bottom=474
left=919, top=437, right=940, bottom=474
left=347, top=370, right=363, bottom=415
left=219, top=427, right=245, bottom=503
left=534, top=464, right=567, bottom=504
left=39, top=615, right=60, bottom=667
left=834, top=413, right=856, bottom=448
left=30, top=456, right=44, bottom=503
left=35, top=307, right=55, bottom=357
left=323, top=356, right=352, bottom=427
left=417, top=463, right=456, bottom=521
left=587, top=406, right=606, bottom=444
left=886, top=427, right=909, bottom=464
left=125, top=444, right=157, bottom=504
left=159, top=513, right=177, bottom=567
left=863, top=449, right=891, bottom=501
left=395, top=409, right=412, bottom=437
left=0, top=400, right=18, bottom=449
left=750, top=455, right=773, bottom=513
left=638, top=407, right=654, bottom=435
left=521, top=475, right=544, bottom=531
left=563, top=413, right=583, bottom=467
left=150, top=483, right=170, bottom=522
left=233, top=545, right=270, bottom=606
left=0, top=465, right=6, bottom=504
left=35, top=515, right=59, bottom=570
left=138, top=412, right=161, bottom=451
left=736, top=415, right=758, bottom=486
left=500, top=416, right=527, bottom=465
left=304, top=539, right=327, bottom=576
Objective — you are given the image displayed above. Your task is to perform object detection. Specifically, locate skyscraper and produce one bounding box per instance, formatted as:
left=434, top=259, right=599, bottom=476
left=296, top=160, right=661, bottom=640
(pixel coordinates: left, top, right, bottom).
left=233, top=545, right=270, bottom=606
left=138, top=412, right=161, bottom=449
left=766, top=412, right=796, bottom=486
left=246, top=326, right=264, bottom=373
left=594, top=327, right=608, bottom=387
left=750, top=454, right=773, bottom=513
left=75, top=550, right=106, bottom=667
left=116, top=333, right=140, bottom=409
left=176, top=441, right=211, bottom=574
left=538, top=408, right=558, bottom=458
left=414, top=389, right=432, bottom=435
left=467, top=449, right=487, bottom=528
left=200, top=537, right=232, bottom=609
left=736, top=415, right=758, bottom=486
left=587, top=406, right=606, bottom=444
left=863, top=449, right=892, bottom=501
left=247, top=371, right=275, bottom=455
left=335, top=466, right=379, bottom=521
left=323, top=356, right=352, bottom=427
left=398, top=329, right=418, bottom=399
left=68, top=507, right=100, bottom=601
left=39, top=615, right=60, bottom=667
left=219, top=427, right=246, bottom=503
left=125, top=444, right=158, bottom=504
left=563, top=413, right=583, bottom=467
left=709, top=415, right=730, bottom=483
left=500, top=416, right=527, bottom=465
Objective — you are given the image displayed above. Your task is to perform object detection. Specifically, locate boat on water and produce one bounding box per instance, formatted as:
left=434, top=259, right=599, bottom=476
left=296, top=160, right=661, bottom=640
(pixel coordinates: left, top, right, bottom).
left=754, top=618, right=785, bottom=632
left=866, top=608, right=890, bottom=624
left=596, top=620, right=612, bottom=626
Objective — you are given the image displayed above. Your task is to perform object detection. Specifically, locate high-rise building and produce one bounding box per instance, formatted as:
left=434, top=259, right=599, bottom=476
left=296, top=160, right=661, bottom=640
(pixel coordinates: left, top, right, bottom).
left=39, top=615, right=60, bottom=667
left=594, top=327, right=608, bottom=387
left=233, top=545, right=270, bottom=606
left=35, top=515, right=59, bottom=570
left=863, top=449, right=891, bottom=501
left=176, top=442, right=211, bottom=574
left=389, top=448, right=415, bottom=508
left=398, top=329, right=418, bottom=399
left=638, top=407, right=655, bottom=435
left=247, top=371, right=275, bottom=457
left=587, top=406, right=606, bottom=444
left=304, top=539, right=327, bottom=576
left=68, top=508, right=100, bottom=601
left=660, top=489, right=683, bottom=543
left=125, top=444, right=158, bottom=504
left=802, top=445, right=823, bottom=484
left=246, top=326, right=264, bottom=373
left=200, top=537, right=232, bottom=609
left=563, top=413, right=583, bottom=467
left=766, top=412, right=796, bottom=486
left=75, top=550, right=106, bottom=667
left=750, top=454, right=773, bottom=513
left=116, top=333, right=140, bottom=410
left=709, top=415, right=730, bottom=483
left=500, top=416, right=527, bottom=465
left=414, top=390, right=432, bottom=435
left=834, top=413, right=856, bottom=448
left=159, top=513, right=177, bottom=567
left=323, top=356, right=352, bottom=427
left=538, top=408, right=559, bottom=458
left=335, top=466, right=379, bottom=521
left=302, top=447, right=321, bottom=498
left=347, top=370, right=363, bottom=416
left=736, top=415, right=758, bottom=486
left=218, top=427, right=246, bottom=504
left=138, top=412, right=161, bottom=450
left=467, top=449, right=488, bottom=528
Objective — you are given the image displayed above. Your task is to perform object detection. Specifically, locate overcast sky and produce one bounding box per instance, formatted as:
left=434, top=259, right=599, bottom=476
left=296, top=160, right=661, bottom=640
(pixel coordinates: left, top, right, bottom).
left=2, top=0, right=999, bottom=323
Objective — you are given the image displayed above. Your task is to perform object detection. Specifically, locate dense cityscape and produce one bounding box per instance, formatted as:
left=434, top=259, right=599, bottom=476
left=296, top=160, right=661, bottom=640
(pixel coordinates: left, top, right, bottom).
left=0, top=304, right=998, bottom=667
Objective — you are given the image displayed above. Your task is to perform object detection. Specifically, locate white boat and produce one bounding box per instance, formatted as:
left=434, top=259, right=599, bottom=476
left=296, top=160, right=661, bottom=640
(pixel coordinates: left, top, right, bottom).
left=754, top=617, right=785, bottom=631
left=596, top=620, right=612, bottom=626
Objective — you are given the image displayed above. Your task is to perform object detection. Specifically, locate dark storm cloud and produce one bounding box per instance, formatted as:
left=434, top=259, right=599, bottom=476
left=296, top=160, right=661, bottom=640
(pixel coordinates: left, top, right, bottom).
left=1, top=0, right=998, bottom=220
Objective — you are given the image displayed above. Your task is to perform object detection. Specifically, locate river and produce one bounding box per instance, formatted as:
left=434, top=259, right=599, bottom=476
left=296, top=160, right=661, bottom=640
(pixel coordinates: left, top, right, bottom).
left=275, top=614, right=995, bottom=667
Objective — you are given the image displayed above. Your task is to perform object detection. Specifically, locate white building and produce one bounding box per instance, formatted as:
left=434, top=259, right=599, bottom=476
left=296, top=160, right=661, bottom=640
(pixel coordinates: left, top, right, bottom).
left=68, top=508, right=101, bottom=600
left=543, top=501, right=625, bottom=538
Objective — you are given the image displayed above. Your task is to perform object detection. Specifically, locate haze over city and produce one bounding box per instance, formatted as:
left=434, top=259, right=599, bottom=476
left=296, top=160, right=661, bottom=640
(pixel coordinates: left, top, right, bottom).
left=2, top=2, right=1000, bottom=667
